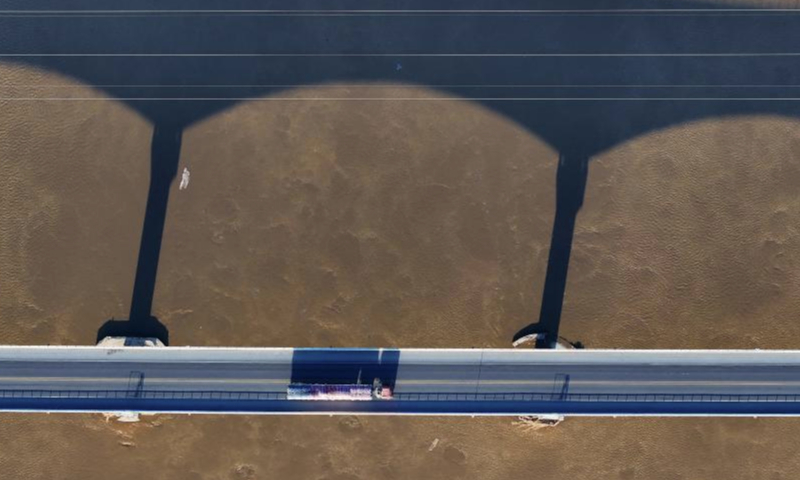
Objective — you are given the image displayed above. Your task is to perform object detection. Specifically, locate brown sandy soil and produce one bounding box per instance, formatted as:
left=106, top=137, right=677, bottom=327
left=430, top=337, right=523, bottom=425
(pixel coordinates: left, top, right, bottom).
left=1, top=414, right=800, bottom=480
left=0, top=65, right=151, bottom=345
left=4, top=64, right=800, bottom=479
left=159, top=85, right=556, bottom=348
left=564, top=117, right=800, bottom=349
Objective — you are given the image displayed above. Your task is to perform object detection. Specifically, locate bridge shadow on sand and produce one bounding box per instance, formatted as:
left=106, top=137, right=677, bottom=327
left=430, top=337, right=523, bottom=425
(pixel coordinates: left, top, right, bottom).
left=2, top=0, right=799, bottom=346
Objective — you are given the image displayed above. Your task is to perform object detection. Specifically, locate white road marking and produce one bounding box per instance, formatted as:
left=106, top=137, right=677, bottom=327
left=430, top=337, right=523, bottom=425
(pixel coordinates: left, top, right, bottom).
left=1, top=377, right=799, bottom=387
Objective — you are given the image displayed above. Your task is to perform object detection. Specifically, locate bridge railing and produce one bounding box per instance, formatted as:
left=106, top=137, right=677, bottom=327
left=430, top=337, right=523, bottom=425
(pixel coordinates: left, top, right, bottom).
left=0, top=389, right=285, bottom=400
left=395, top=392, right=800, bottom=403
left=0, top=390, right=799, bottom=403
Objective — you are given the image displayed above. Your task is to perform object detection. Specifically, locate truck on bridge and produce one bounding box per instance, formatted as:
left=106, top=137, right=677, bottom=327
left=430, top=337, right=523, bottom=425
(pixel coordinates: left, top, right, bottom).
left=287, top=379, right=393, bottom=401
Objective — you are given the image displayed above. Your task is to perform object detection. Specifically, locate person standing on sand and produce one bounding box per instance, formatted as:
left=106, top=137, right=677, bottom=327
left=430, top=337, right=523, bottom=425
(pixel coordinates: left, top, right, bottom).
left=179, top=167, right=190, bottom=190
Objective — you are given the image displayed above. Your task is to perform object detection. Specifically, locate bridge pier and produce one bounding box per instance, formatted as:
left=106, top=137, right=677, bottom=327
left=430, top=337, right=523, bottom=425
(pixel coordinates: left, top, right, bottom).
left=96, top=337, right=165, bottom=348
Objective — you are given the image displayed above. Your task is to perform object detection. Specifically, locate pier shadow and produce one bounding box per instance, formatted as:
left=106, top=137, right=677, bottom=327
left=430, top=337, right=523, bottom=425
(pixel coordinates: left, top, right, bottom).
left=290, top=349, right=401, bottom=388
left=514, top=153, right=589, bottom=348
left=96, top=124, right=182, bottom=346
left=2, top=0, right=800, bottom=346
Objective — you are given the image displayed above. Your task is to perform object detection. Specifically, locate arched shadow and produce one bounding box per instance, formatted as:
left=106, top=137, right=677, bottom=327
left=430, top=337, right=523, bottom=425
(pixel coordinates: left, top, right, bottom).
left=2, top=0, right=800, bottom=346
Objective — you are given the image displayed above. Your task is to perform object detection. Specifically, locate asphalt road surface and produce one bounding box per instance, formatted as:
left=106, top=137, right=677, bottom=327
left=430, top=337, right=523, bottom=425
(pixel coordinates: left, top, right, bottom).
left=2, top=347, right=800, bottom=415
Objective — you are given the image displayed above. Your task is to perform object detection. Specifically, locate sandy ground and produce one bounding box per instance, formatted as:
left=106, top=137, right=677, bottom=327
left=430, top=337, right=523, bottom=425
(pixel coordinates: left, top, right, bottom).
left=159, top=84, right=556, bottom=348
left=564, top=117, right=800, bottom=349
left=0, top=66, right=151, bottom=345
left=4, top=61, right=800, bottom=479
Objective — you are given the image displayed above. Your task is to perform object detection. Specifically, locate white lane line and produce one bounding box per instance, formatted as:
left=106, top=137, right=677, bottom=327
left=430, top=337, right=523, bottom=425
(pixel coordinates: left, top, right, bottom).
left=7, top=84, right=800, bottom=88
left=3, top=377, right=800, bottom=387
left=0, top=9, right=798, bottom=14
left=2, top=53, right=800, bottom=57
left=4, top=97, right=800, bottom=101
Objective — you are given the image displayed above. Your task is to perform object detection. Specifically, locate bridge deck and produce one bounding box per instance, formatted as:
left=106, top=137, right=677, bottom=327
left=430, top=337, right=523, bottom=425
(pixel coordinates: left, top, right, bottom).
left=3, top=347, right=800, bottom=416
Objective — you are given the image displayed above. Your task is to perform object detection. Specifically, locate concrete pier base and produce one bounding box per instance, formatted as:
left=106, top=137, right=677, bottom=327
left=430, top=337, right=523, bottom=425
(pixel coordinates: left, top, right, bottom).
left=96, top=337, right=165, bottom=347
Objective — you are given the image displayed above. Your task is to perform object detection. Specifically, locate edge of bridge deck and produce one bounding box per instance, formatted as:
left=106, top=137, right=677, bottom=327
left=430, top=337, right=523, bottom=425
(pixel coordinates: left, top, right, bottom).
left=0, top=410, right=796, bottom=418
left=2, top=346, right=800, bottom=366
